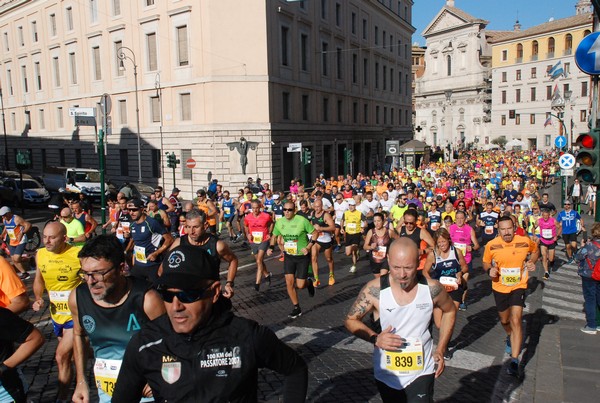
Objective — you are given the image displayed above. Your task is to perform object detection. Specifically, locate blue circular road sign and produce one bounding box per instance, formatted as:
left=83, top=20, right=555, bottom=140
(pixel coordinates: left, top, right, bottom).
left=576, top=32, right=600, bottom=75
left=554, top=136, right=567, bottom=149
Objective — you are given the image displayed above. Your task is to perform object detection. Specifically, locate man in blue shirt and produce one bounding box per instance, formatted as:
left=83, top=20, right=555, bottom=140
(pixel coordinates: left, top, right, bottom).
left=557, top=199, right=585, bottom=263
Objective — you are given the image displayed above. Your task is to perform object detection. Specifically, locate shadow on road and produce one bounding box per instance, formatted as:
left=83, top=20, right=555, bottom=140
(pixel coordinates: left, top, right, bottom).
left=521, top=308, right=559, bottom=368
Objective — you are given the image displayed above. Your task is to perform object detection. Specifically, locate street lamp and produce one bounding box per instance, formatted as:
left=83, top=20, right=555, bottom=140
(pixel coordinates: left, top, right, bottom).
left=116, top=46, right=142, bottom=183
left=155, top=73, right=165, bottom=189
left=0, top=88, right=8, bottom=169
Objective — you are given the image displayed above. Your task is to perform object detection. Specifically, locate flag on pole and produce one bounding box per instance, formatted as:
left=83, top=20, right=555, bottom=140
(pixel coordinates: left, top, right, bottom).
left=544, top=116, right=553, bottom=127
left=548, top=61, right=564, bottom=80
left=552, top=84, right=561, bottom=102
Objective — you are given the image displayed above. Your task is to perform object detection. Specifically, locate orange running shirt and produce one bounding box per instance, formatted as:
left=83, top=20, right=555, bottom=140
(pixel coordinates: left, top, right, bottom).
left=483, top=234, right=538, bottom=294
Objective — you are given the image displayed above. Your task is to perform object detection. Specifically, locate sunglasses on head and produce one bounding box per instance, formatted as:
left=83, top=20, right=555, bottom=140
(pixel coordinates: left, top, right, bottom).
left=156, top=287, right=211, bottom=303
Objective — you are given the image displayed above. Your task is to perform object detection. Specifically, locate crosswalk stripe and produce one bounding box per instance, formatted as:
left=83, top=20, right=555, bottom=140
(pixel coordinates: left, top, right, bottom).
left=543, top=296, right=584, bottom=311
left=542, top=288, right=584, bottom=304
left=544, top=282, right=582, bottom=294
left=549, top=267, right=580, bottom=279
left=541, top=305, right=585, bottom=321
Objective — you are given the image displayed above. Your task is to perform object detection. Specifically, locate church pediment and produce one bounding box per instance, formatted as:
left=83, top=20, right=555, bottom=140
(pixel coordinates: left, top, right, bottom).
left=422, top=7, right=487, bottom=38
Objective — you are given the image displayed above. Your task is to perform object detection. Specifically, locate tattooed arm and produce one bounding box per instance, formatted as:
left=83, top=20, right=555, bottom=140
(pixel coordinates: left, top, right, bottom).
left=344, top=280, right=380, bottom=342
left=427, top=278, right=457, bottom=378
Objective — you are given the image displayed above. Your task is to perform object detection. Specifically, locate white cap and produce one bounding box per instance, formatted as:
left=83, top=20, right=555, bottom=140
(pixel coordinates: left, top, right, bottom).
left=347, top=199, right=356, bottom=206
left=0, top=206, right=11, bottom=216
left=273, top=194, right=280, bottom=200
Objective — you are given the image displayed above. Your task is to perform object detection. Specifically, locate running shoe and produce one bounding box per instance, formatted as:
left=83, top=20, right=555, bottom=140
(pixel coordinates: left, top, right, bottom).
left=507, top=359, right=520, bottom=377
left=329, top=273, right=335, bottom=286
left=443, top=350, right=453, bottom=360
left=349, top=265, right=357, bottom=273
left=288, top=306, right=302, bottom=319
left=543, top=272, right=550, bottom=280
left=18, top=272, right=30, bottom=280
left=336, top=244, right=343, bottom=253
left=458, top=302, right=467, bottom=311
left=307, top=278, right=315, bottom=297
left=314, top=278, right=321, bottom=287
left=581, top=326, right=597, bottom=335
left=505, top=336, right=512, bottom=355
left=265, top=272, right=272, bottom=286
left=254, top=283, right=260, bottom=292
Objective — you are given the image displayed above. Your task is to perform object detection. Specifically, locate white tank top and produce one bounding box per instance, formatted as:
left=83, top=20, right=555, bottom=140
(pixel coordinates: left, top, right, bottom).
left=373, top=275, right=435, bottom=389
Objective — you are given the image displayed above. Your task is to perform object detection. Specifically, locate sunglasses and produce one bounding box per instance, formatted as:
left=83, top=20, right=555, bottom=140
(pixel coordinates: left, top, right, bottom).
left=283, top=208, right=294, bottom=212
left=128, top=208, right=140, bottom=212
left=157, top=287, right=211, bottom=303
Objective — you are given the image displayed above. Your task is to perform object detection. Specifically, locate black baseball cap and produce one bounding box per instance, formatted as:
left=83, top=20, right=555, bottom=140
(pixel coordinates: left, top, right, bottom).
left=155, top=246, right=219, bottom=290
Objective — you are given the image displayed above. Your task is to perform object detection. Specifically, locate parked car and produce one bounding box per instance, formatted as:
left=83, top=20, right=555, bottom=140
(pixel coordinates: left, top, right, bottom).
left=0, top=177, right=51, bottom=206
left=108, top=182, right=155, bottom=205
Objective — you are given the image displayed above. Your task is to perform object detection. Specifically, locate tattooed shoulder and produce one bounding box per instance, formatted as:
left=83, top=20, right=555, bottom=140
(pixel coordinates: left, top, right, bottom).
left=429, top=282, right=443, bottom=299
left=367, top=285, right=380, bottom=299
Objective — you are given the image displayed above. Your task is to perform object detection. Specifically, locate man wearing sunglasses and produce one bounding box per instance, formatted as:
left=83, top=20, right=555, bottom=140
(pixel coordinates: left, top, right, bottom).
left=113, top=246, right=308, bottom=402
left=32, top=221, right=82, bottom=403
left=70, top=235, right=165, bottom=403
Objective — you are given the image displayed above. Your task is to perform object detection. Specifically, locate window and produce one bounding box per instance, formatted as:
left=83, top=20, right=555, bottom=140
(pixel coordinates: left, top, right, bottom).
left=501, top=90, right=506, bottom=104
left=389, top=35, right=393, bottom=52
left=146, top=0, right=155, bottom=5
left=581, top=110, right=588, bottom=122
left=546, top=85, right=552, bottom=100
left=90, top=0, right=98, bottom=23
left=532, top=40, right=539, bottom=60
left=59, top=149, right=65, bottom=166
left=383, top=30, right=386, bottom=49
left=151, top=149, right=161, bottom=178
left=516, top=70, right=521, bottom=81
left=10, top=113, right=15, bottom=131
left=516, top=89, right=521, bottom=103
left=321, top=42, right=328, bottom=76
left=363, top=104, right=368, bottom=124
left=582, top=81, right=589, bottom=97
left=69, top=52, right=77, bottom=84
left=282, top=92, right=290, bottom=120
left=335, top=3, right=341, bottom=26
left=563, top=83, right=570, bottom=95
left=530, top=114, right=535, bottom=124
left=118, top=99, right=127, bottom=124
left=362, top=19, right=367, bottom=40
left=502, top=71, right=507, bottom=82
left=147, top=33, right=157, bottom=71
left=501, top=50, right=507, bottom=61
left=515, top=114, right=521, bottom=125
left=382, top=65, right=387, bottom=90
left=397, top=40, right=401, bottom=56
left=390, top=68, right=394, bottom=91
left=323, top=98, right=329, bottom=122
left=548, top=37, right=555, bottom=57
left=17, top=26, right=23, bottom=47
left=375, top=106, right=380, bottom=124
left=57, top=107, right=64, bottom=128
left=6, top=70, right=12, bottom=95
left=353, top=102, right=358, bottom=123
left=501, top=115, right=506, bottom=125
left=447, top=55, right=451, bottom=76
left=383, top=107, right=387, bottom=125
left=565, top=34, right=573, bottom=55
left=531, top=87, right=536, bottom=101
left=34, top=62, right=41, bottom=90
left=336, top=48, right=342, bottom=79
left=352, top=54, right=357, bottom=83
left=399, top=71, right=402, bottom=94
left=120, top=149, right=129, bottom=176
left=390, top=107, right=394, bottom=125
left=516, top=43, right=523, bottom=62
left=66, top=7, right=74, bottom=31
left=74, top=149, right=81, bottom=167
left=49, top=14, right=57, bottom=36
left=375, top=62, right=379, bottom=89
left=375, top=26, right=378, bottom=45
left=21, top=65, right=28, bottom=93
left=337, top=100, right=342, bottom=123
left=150, top=96, right=160, bottom=123
left=564, top=62, right=571, bottom=74
left=180, top=93, right=191, bottom=121
left=92, top=47, right=101, bottom=80
left=112, top=0, right=121, bottom=16
left=31, top=21, right=38, bottom=42
left=114, top=41, right=124, bottom=76
left=176, top=26, right=189, bottom=66
left=281, top=26, right=289, bottom=66
left=300, top=34, right=308, bottom=71
left=321, top=0, right=327, bottom=19
left=531, top=67, right=537, bottom=78
left=351, top=12, right=356, bottom=34
left=459, top=108, right=465, bottom=122
left=3, top=32, right=9, bottom=51
left=38, top=109, right=45, bottom=130
left=302, top=95, right=309, bottom=120
left=363, top=58, right=368, bottom=86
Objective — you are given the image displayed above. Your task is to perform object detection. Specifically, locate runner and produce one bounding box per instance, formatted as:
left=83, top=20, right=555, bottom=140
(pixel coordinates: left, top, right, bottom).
left=196, top=189, right=218, bottom=234
left=170, top=209, right=238, bottom=298
left=344, top=238, right=456, bottom=402
left=267, top=201, right=316, bottom=319
left=59, top=207, right=86, bottom=247
left=396, top=209, right=435, bottom=268
left=220, top=190, right=237, bottom=241
left=535, top=208, right=561, bottom=280
left=448, top=210, right=480, bottom=310
left=557, top=199, right=584, bottom=264
left=333, top=193, right=349, bottom=252
left=482, top=216, right=539, bottom=377
left=168, top=187, right=183, bottom=237
left=364, top=212, right=397, bottom=277
left=125, top=198, right=174, bottom=283
left=71, top=200, right=98, bottom=240
left=32, top=221, right=82, bottom=402
left=0, top=206, right=32, bottom=279
left=340, top=199, right=366, bottom=273
left=477, top=201, right=499, bottom=247
left=310, top=199, right=336, bottom=286
left=359, top=191, right=381, bottom=232
left=244, top=200, right=274, bottom=292
left=70, top=235, right=165, bottom=403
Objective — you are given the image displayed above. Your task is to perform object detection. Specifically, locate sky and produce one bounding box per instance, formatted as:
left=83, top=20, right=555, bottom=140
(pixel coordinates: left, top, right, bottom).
left=412, top=0, right=581, bottom=45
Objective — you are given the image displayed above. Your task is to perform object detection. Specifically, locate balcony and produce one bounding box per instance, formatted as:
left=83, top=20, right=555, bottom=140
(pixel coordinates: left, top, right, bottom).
left=547, top=52, right=555, bottom=58
left=563, top=49, right=572, bottom=56
left=531, top=54, right=538, bottom=61
left=515, top=57, right=523, bottom=64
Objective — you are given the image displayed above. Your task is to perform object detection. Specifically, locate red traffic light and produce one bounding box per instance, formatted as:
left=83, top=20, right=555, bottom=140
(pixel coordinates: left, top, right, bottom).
left=576, top=132, right=597, bottom=149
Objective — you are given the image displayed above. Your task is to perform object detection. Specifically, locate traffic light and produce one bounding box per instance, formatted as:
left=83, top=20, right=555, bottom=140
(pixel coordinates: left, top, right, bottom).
left=15, top=150, right=31, bottom=169
left=345, top=149, right=353, bottom=164
left=303, top=149, right=312, bottom=165
left=575, top=129, right=600, bottom=184
left=166, top=152, right=180, bottom=169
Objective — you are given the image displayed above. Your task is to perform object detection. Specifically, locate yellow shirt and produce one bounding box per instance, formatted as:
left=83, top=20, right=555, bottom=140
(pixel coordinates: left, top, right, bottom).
left=37, top=245, right=82, bottom=324
left=343, top=210, right=363, bottom=234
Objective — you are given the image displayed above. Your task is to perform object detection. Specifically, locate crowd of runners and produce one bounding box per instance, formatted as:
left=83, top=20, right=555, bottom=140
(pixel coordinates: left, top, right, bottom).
left=3, top=148, right=595, bottom=402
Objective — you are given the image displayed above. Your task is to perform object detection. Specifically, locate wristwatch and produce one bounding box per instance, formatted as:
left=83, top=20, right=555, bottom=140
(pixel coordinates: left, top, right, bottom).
left=369, top=334, right=378, bottom=345
left=69, top=237, right=74, bottom=243
left=226, top=280, right=234, bottom=288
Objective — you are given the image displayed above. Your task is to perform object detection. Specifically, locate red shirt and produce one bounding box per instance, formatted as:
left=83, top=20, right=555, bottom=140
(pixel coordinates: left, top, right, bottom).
left=244, top=212, right=273, bottom=244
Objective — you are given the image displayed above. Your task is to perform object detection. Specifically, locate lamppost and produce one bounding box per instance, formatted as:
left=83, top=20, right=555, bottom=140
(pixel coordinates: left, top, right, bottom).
left=0, top=88, right=8, bottom=169
left=155, top=73, right=165, bottom=189
left=116, top=46, right=142, bottom=183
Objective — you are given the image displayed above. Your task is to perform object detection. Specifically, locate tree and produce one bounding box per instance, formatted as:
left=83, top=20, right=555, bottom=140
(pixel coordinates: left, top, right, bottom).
left=491, top=136, right=507, bottom=148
